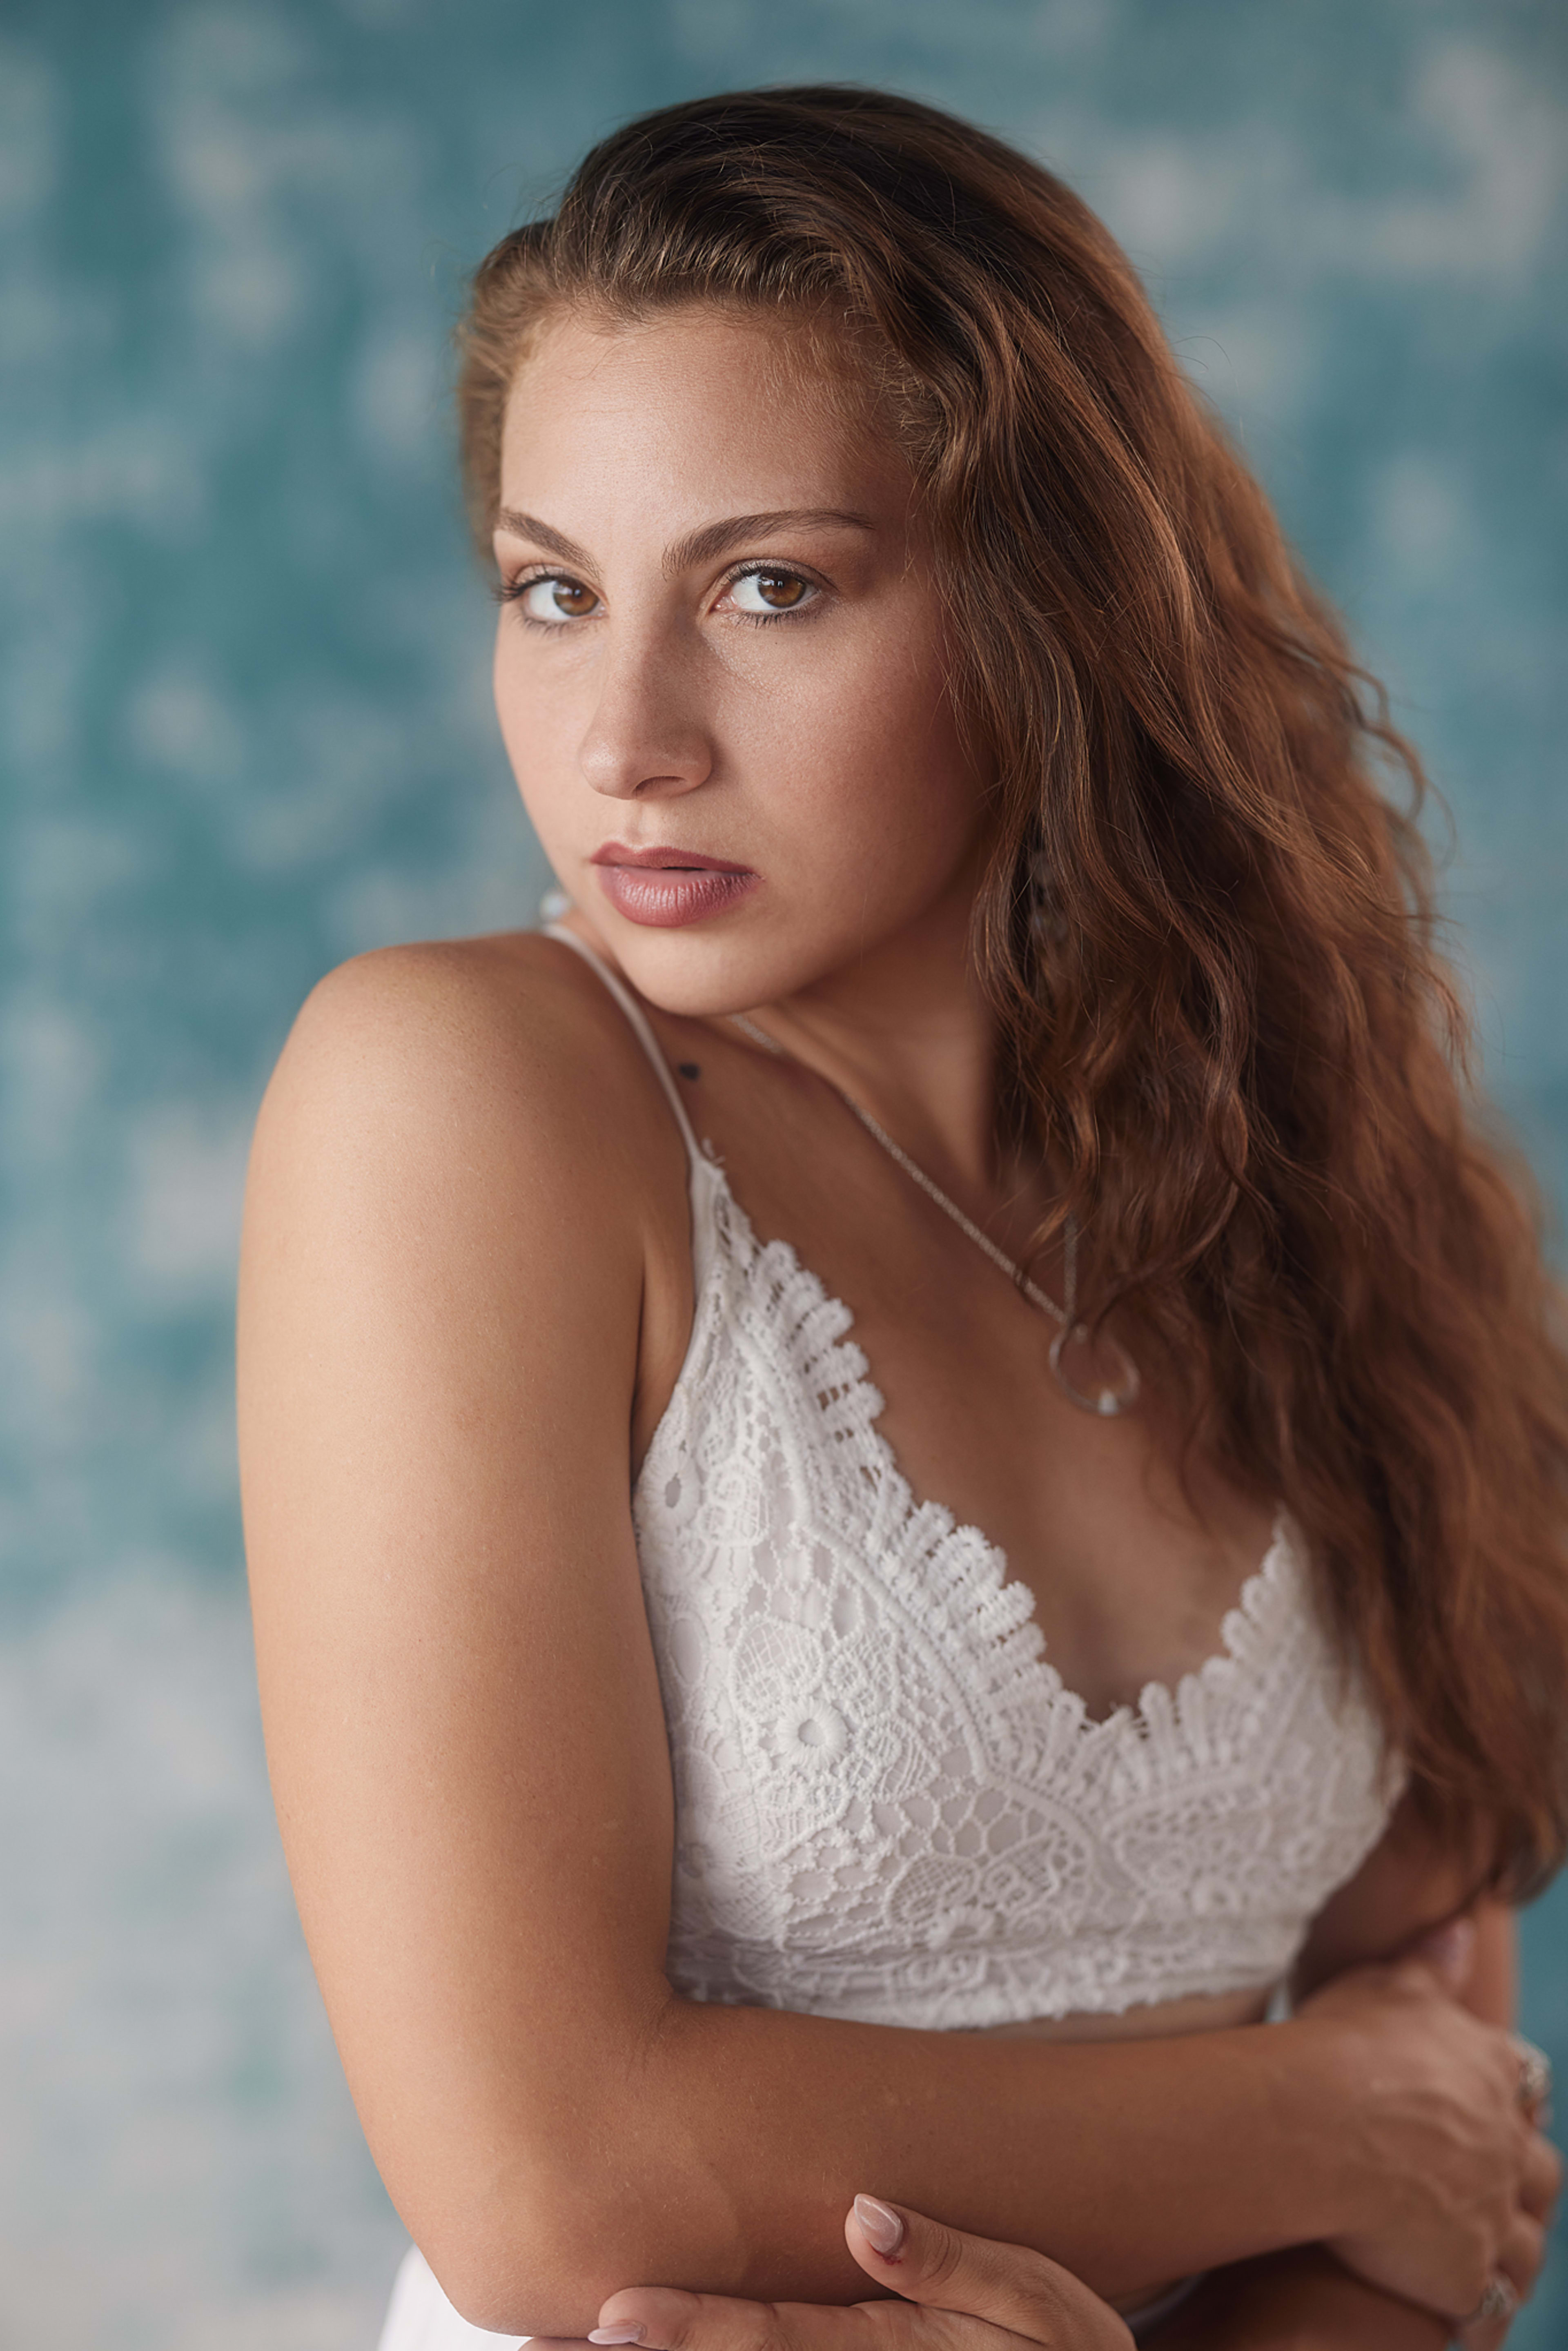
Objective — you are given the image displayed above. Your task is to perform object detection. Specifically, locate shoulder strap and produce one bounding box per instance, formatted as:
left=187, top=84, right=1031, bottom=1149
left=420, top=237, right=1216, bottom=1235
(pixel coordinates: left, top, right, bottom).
left=543, top=923, right=704, bottom=1172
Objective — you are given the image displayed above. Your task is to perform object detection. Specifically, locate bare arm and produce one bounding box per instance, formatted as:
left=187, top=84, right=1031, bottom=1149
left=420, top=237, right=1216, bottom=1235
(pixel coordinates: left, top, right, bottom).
left=1149, top=2245, right=1452, bottom=2350
left=1147, top=1875, right=1542, bottom=2346
left=239, top=949, right=1536, bottom=2339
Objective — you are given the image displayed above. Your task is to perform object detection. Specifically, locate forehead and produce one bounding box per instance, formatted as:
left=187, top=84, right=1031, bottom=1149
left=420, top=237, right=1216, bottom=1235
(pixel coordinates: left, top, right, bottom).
left=498, top=303, right=910, bottom=523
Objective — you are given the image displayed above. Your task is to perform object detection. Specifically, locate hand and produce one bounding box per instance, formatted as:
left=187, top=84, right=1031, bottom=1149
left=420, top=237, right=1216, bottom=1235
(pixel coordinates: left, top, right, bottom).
left=1449, top=2028, right=1559, bottom=2350
left=1454, top=2268, right=1528, bottom=2351
left=1296, top=1930, right=1560, bottom=2324
left=536, top=2197, right=1134, bottom=2351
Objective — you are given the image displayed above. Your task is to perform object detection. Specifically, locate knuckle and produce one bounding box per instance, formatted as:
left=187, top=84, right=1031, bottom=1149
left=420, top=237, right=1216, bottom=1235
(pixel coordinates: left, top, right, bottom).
left=1456, top=2246, right=1492, bottom=2310
left=677, top=2294, right=724, bottom=2351
left=983, top=2246, right=1063, bottom=2325
left=1512, top=2228, right=1547, bottom=2292
left=856, top=2305, right=914, bottom=2344
left=664, top=2295, right=773, bottom=2351
left=746, top=2306, right=792, bottom=2351
left=857, top=2304, right=950, bottom=2351
left=1015, top=2261, right=1071, bottom=2325
left=918, top=2226, right=969, bottom=2293
left=905, top=2315, right=979, bottom=2351
left=659, top=2304, right=713, bottom=2351
left=1521, top=2134, right=1563, bottom=2217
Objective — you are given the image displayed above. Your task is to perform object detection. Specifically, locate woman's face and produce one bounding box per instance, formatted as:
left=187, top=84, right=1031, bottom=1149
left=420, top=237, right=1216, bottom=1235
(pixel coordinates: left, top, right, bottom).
left=492, top=303, right=992, bottom=1016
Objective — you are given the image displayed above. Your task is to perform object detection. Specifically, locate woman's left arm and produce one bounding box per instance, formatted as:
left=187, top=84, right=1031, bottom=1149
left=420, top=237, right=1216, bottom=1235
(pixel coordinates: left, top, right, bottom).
left=574, top=1830, right=1548, bottom=2351
left=1146, top=1877, right=1534, bottom=2349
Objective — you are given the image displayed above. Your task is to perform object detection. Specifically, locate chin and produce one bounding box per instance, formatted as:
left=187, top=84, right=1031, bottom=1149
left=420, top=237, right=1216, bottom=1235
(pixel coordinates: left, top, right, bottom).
left=583, top=906, right=840, bottom=1018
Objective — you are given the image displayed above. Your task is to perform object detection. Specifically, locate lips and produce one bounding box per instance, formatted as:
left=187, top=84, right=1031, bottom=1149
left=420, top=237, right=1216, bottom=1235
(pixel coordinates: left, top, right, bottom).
left=590, top=843, right=759, bottom=929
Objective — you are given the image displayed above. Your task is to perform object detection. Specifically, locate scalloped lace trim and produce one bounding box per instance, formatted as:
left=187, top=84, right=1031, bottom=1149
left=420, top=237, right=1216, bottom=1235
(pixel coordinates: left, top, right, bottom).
left=658, top=1163, right=1292, bottom=1738
left=633, top=1155, right=1402, bottom=2029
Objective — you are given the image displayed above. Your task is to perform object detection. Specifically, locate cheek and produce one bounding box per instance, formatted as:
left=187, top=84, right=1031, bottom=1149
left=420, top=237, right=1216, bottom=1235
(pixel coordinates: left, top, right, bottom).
left=760, top=623, right=980, bottom=883
left=492, top=624, right=582, bottom=826
left=492, top=621, right=527, bottom=762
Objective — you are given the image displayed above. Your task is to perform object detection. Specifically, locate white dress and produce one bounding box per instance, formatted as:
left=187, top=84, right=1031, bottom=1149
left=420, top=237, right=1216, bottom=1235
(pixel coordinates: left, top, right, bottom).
left=376, top=927, right=1403, bottom=2348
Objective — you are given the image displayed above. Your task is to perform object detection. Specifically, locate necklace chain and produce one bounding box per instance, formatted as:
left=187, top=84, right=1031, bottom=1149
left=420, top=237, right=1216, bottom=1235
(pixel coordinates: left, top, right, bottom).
left=725, top=1009, right=1138, bottom=1417
left=728, top=1010, right=1076, bottom=1330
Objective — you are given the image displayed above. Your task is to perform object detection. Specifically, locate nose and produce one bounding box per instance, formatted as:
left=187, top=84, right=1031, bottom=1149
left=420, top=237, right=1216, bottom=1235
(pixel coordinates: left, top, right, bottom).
left=577, top=628, right=714, bottom=801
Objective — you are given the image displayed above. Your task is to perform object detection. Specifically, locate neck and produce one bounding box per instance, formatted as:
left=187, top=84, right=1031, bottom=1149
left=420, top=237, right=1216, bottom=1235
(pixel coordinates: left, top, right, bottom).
left=742, top=872, right=1004, bottom=1202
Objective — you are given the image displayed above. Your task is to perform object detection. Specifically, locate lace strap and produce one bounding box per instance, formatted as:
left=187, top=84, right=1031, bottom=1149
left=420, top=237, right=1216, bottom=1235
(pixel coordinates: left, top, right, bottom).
left=542, top=922, right=705, bottom=1173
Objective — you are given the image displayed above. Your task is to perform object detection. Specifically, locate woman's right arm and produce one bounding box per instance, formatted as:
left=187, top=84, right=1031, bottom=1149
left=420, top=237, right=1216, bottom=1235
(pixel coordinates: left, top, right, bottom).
left=238, top=946, right=1536, bottom=2342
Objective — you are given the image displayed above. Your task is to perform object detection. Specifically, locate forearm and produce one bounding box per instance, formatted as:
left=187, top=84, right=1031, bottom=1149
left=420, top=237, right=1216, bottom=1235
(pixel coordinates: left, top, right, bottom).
left=1150, top=2246, right=1451, bottom=2350
left=1143, top=1905, right=1519, bottom=2350
left=467, top=1996, right=1360, bottom=2332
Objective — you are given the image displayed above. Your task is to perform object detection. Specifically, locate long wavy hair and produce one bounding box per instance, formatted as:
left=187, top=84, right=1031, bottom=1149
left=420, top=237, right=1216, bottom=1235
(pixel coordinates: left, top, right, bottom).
left=457, top=87, right=1568, bottom=1895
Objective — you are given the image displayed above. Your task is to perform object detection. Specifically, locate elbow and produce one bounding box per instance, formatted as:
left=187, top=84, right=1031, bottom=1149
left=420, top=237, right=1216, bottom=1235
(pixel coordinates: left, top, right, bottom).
left=421, top=2195, right=611, bottom=2340
left=421, top=2170, right=746, bottom=2340
left=430, top=2264, right=588, bottom=2341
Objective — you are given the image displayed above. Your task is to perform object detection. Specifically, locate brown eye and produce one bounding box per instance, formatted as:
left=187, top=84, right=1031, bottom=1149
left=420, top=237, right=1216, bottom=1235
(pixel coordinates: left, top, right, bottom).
left=549, top=578, right=598, bottom=617
left=730, top=568, right=813, bottom=616
left=513, top=574, right=601, bottom=623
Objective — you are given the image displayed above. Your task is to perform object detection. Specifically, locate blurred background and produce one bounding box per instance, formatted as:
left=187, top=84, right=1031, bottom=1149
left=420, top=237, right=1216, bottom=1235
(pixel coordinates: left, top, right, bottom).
left=1, top=0, right=1564, bottom=2342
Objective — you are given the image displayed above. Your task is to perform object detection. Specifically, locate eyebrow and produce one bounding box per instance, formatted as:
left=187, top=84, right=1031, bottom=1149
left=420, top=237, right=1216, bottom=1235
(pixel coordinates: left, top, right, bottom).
left=493, top=506, right=876, bottom=578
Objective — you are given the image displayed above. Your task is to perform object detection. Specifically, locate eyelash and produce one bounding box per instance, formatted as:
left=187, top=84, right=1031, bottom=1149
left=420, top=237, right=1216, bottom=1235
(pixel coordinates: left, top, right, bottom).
left=492, top=559, right=824, bottom=629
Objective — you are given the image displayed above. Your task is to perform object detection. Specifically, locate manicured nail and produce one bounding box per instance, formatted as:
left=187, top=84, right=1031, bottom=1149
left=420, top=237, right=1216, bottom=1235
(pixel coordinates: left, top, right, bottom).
left=854, top=2195, right=905, bottom=2258
left=589, top=2329, right=644, bottom=2344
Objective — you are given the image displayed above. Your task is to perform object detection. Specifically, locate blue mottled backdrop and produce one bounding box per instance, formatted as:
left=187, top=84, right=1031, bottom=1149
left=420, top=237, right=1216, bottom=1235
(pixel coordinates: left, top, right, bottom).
left=2, top=2, right=1564, bottom=2342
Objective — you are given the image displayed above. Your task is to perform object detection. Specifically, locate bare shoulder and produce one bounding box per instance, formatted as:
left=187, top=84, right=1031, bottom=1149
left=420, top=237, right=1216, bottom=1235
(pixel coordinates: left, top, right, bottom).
left=250, top=928, right=686, bottom=1236
left=238, top=929, right=694, bottom=1544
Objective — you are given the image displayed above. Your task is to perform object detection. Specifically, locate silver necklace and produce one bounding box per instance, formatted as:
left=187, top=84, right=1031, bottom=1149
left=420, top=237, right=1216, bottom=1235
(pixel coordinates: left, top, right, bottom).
left=726, top=1011, right=1139, bottom=1418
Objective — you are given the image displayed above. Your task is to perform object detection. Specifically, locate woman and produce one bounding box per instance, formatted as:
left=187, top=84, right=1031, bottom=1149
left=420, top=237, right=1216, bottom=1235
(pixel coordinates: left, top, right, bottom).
left=238, top=89, right=1565, bottom=2350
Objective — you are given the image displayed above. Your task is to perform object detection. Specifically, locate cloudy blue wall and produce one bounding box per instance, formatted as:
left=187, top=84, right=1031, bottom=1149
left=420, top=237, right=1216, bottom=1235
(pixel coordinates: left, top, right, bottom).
left=3, top=2, right=1565, bottom=2342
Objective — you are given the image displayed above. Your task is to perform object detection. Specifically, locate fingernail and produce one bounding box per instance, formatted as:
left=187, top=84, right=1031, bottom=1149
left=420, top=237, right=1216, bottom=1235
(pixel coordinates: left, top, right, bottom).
left=1420, top=1916, right=1476, bottom=1984
left=854, top=2195, right=905, bottom=2258
left=589, top=2329, right=644, bottom=2344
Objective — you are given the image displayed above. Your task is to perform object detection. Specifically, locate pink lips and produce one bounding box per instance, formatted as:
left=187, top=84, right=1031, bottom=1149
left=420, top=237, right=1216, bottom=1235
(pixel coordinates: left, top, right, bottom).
left=590, top=843, right=759, bottom=929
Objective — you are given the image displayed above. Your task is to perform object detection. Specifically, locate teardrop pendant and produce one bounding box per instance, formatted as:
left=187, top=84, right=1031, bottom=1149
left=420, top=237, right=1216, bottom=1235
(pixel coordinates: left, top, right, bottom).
left=1048, top=1322, right=1142, bottom=1418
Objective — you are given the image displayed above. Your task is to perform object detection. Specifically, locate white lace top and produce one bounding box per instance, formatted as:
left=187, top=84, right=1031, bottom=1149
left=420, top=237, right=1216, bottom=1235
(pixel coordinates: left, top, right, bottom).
left=553, top=929, right=1403, bottom=2030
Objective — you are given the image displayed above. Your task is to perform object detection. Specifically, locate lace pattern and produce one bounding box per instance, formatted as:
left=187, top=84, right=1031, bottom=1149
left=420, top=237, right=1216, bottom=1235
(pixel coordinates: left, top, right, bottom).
left=633, top=1157, right=1403, bottom=2030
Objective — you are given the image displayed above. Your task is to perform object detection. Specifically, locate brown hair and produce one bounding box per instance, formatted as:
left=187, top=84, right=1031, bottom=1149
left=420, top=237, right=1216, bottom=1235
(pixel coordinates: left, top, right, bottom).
left=458, top=87, right=1568, bottom=1894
